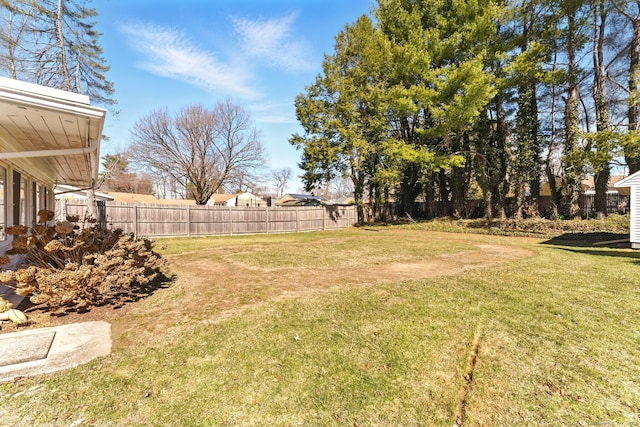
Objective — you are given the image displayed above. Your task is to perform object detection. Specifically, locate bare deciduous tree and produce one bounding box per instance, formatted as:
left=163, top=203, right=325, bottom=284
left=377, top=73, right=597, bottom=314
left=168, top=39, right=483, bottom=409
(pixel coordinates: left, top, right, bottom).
left=99, top=152, right=154, bottom=195
left=129, top=101, right=266, bottom=205
left=271, top=167, right=292, bottom=198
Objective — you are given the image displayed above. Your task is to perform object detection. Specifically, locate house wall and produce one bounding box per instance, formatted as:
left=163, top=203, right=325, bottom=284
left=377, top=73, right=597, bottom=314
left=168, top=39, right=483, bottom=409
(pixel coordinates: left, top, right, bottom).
left=0, top=161, right=54, bottom=254
left=614, top=171, right=640, bottom=249
left=236, top=194, right=266, bottom=207
left=632, top=187, right=640, bottom=249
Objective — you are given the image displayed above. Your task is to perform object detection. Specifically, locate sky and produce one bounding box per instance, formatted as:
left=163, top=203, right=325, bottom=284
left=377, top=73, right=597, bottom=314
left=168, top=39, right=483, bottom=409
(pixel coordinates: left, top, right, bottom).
left=92, top=0, right=374, bottom=193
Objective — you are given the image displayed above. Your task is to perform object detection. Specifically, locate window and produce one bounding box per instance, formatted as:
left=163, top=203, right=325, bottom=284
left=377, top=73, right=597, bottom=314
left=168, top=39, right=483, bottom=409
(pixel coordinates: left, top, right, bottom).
left=33, top=182, right=48, bottom=220
left=12, top=171, right=28, bottom=226
left=33, top=182, right=38, bottom=221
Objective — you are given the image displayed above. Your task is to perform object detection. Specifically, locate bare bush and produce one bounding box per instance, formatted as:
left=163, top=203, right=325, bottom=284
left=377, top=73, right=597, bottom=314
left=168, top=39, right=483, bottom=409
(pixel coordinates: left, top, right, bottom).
left=0, top=210, right=165, bottom=313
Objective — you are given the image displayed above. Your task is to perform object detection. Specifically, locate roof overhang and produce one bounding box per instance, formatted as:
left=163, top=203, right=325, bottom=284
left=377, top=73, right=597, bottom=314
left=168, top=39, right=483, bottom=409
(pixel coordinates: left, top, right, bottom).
left=614, top=170, right=640, bottom=188
left=0, top=77, right=106, bottom=188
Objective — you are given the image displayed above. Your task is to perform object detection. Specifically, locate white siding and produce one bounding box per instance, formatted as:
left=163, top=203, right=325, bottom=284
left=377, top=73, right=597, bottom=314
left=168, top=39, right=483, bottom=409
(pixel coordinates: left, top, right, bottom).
left=632, top=188, right=640, bottom=249
left=615, top=170, right=640, bottom=187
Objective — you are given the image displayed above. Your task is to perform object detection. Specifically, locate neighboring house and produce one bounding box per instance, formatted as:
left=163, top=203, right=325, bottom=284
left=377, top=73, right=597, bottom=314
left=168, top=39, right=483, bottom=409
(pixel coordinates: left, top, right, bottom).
left=54, top=184, right=114, bottom=202
left=156, top=198, right=197, bottom=206
left=333, top=196, right=356, bottom=205
left=208, top=192, right=267, bottom=207
left=107, top=192, right=197, bottom=205
left=614, top=171, right=640, bottom=249
left=107, top=191, right=164, bottom=204
left=54, top=185, right=114, bottom=221
left=276, top=193, right=327, bottom=207
left=0, top=77, right=106, bottom=253
left=208, top=193, right=237, bottom=206
left=540, top=176, right=628, bottom=196
left=581, top=175, right=629, bottom=196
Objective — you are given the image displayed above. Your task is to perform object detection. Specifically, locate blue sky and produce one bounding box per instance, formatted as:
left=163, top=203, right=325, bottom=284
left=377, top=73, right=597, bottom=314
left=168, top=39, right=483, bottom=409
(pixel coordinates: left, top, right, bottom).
left=93, top=0, right=374, bottom=193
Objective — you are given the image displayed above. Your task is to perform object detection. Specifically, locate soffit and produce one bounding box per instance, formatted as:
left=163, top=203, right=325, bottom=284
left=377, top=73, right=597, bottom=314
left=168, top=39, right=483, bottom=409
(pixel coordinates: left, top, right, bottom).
left=0, top=77, right=106, bottom=187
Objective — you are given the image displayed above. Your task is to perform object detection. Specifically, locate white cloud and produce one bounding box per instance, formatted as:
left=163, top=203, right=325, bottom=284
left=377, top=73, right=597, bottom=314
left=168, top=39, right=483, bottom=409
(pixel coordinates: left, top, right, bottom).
left=230, top=12, right=315, bottom=72
left=120, top=21, right=260, bottom=99
left=251, top=102, right=298, bottom=125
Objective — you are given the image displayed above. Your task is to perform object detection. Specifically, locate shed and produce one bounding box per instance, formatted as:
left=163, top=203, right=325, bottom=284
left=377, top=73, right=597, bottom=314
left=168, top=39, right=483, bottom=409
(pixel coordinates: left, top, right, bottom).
left=614, top=171, right=640, bottom=249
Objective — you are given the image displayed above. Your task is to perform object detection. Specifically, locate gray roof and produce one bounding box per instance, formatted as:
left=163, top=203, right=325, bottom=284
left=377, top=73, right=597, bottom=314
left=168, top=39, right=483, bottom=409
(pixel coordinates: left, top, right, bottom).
left=287, top=193, right=325, bottom=200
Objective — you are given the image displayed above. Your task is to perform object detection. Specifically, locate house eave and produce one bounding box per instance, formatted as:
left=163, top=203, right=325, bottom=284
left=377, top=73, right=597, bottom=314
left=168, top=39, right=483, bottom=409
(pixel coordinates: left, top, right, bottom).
left=0, top=77, right=106, bottom=187
left=614, top=171, right=640, bottom=188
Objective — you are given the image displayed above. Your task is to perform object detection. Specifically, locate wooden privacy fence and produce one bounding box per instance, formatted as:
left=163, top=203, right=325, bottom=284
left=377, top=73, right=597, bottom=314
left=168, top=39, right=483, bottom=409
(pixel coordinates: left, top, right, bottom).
left=57, top=200, right=358, bottom=237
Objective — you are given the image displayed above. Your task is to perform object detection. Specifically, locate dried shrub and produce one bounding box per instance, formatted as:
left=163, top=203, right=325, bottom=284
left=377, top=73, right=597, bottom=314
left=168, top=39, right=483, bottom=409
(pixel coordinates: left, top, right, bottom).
left=0, top=211, right=165, bottom=312
left=0, top=298, right=12, bottom=312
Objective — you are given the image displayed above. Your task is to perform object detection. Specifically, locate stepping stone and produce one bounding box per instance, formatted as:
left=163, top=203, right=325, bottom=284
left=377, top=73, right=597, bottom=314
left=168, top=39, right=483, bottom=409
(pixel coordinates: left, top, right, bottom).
left=0, top=321, right=111, bottom=382
left=0, top=330, right=56, bottom=367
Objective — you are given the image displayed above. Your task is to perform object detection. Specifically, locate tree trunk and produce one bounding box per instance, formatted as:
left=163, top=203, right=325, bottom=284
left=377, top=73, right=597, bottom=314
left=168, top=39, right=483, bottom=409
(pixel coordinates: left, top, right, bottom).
left=627, top=2, right=640, bottom=173
left=592, top=0, right=611, bottom=217
left=560, top=8, right=582, bottom=219
left=85, top=183, right=98, bottom=221
left=352, top=173, right=365, bottom=224
left=56, top=0, right=72, bottom=91
left=491, top=95, right=508, bottom=220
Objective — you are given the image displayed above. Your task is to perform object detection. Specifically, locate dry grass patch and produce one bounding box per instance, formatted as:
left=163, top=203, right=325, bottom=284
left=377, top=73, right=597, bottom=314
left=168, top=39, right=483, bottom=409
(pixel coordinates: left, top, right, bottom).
left=108, top=229, right=531, bottom=349
left=2, top=226, right=639, bottom=426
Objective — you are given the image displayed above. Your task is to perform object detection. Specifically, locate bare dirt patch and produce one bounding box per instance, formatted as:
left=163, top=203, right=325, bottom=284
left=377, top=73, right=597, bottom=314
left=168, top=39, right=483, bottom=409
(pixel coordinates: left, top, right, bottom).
left=3, top=237, right=533, bottom=351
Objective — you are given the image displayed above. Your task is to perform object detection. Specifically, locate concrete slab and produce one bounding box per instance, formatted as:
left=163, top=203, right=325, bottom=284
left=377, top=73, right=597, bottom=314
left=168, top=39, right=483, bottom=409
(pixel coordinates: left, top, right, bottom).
left=0, top=321, right=111, bottom=382
left=0, top=330, right=56, bottom=366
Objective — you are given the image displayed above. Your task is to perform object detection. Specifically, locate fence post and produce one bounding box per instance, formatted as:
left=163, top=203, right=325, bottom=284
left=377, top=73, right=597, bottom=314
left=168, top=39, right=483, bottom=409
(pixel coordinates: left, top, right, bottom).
left=133, top=205, right=138, bottom=237
left=95, top=201, right=106, bottom=227
left=323, top=206, right=326, bottom=231
left=266, top=207, right=270, bottom=234
left=296, top=208, right=300, bottom=232
left=229, top=206, right=233, bottom=235
left=187, top=205, right=191, bottom=237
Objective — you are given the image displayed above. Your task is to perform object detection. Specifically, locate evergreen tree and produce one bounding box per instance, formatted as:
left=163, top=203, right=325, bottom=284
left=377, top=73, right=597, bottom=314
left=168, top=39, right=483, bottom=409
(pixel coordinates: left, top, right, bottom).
left=0, top=0, right=115, bottom=105
left=376, top=0, right=497, bottom=215
left=558, top=0, right=589, bottom=218
left=612, top=1, right=640, bottom=174
left=589, top=0, right=613, bottom=217
left=508, top=0, right=554, bottom=218
left=291, top=15, right=391, bottom=222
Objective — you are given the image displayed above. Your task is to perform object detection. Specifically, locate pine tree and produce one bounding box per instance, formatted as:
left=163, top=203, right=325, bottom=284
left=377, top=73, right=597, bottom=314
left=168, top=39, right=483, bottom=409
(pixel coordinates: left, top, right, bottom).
left=0, top=0, right=114, bottom=105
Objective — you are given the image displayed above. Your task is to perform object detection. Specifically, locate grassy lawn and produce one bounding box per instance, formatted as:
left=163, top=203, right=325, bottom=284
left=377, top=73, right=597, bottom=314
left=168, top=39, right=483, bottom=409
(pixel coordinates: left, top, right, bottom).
left=1, top=226, right=639, bottom=426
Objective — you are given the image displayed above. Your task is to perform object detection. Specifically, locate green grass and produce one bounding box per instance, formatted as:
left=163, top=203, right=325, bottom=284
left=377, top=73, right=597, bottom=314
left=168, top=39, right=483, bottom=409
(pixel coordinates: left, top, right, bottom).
left=1, top=226, right=639, bottom=426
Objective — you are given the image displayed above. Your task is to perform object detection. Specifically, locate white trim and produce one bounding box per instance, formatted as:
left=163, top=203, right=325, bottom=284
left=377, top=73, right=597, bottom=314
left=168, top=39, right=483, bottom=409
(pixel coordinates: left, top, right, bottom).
left=0, top=89, right=105, bottom=119
left=0, top=76, right=90, bottom=106
left=614, top=170, right=640, bottom=188
left=0, top=78, right=106, bottom=185
left=0, top=141, right=99, bottom=159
